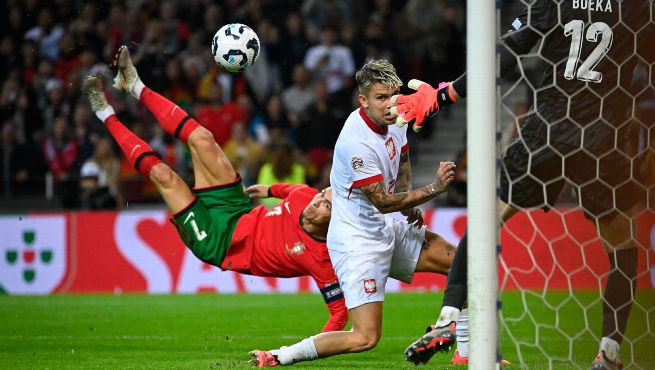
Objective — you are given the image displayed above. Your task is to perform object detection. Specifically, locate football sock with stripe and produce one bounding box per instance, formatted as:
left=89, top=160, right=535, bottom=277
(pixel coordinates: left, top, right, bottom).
left=139, top=87, right=200, bottom=143
left=102, top=114, right=161, bottom=178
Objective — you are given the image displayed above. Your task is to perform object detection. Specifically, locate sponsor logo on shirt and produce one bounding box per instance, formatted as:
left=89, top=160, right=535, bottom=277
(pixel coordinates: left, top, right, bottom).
left=351, top=156, right=364, bottom=171
left=286, top=241, right=306, bottom=255
left=385, top=137, right=396, bottom=160
left=363, top=278, right=377, bottom=293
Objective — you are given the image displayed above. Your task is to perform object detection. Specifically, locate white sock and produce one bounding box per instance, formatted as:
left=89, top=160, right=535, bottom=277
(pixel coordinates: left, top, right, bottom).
left=455, top=308, right=469, bottom=357
left=436, top=306, right=461, bottom=327
left=96, top=106, right=115, bottom=123
left=133, top=80, right=145, bottom=100
left=600, top=337, right=620, bottom=362
left=276, top=337, right=318, bottom=365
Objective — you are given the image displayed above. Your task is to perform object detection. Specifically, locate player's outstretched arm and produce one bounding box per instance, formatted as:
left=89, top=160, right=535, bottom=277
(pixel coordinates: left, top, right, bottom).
left=360, top=161, right=456, bottom=213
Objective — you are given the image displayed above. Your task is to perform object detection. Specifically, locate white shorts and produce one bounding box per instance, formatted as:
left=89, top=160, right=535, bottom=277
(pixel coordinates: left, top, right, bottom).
left=328, top=218, right=426, bottom=309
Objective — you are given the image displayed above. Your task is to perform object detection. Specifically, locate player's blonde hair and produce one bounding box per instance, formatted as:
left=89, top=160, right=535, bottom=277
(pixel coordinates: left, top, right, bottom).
left=355, top=59, right=403, bottom=95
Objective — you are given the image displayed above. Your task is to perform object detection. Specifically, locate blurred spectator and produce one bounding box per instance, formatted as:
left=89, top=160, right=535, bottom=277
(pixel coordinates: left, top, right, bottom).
left=79, top=137, right=120, bottom=210
left=244, top=20, right=281, bottom=104
left=236, top=93, right=269, bottom=145
left=264, top=95, right=291, bottom=140
left=447, top=149, right=467, bottom=207
left=281, top=65, right=315, bottom=126
left=0, top=121, right=46, bottom=197
left=296, top=81, right=346, bottom=153
left=303, top=26, right=355, bottom=94
left=195, top=82, right=246, bottom=146
left=223, top=121, right=263, bottom=185
left=42, top=78, right=71, bottom=132
left=300, top=0, right=349, bottom=43
left=162, top=56, right=195, bottom=108
left=24, top=8, right=64, bottom=61
left=71, top=103, right=96, bottom=166
left=159, top=1, right=190, bottom=55
left=42, top=115, right=79, bottom=208
left=279, top=12, right=309, bottom=86
left=257, top=140, right=306, bottom=208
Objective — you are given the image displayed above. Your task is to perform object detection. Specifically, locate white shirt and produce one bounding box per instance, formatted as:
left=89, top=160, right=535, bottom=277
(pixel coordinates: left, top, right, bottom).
left=303, top=44, right=355, bottom=93
left=328, top=108, right=409, bottom=252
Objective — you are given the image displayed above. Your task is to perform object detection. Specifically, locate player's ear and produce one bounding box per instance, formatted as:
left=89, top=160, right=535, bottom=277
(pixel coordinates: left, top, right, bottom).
left=358, top=94, right=368, bottom=109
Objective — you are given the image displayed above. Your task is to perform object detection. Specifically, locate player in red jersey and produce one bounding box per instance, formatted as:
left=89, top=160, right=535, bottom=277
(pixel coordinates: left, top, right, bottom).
left=81, top=45, right=347, bottom=333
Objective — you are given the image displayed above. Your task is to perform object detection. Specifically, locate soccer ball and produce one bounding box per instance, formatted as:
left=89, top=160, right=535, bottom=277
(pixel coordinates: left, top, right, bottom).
left=211, top=23, right=260, bottom=73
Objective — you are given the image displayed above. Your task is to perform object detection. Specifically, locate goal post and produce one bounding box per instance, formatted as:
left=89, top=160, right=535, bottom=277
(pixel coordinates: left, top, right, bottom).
left=466, top=0, right=499, bottom=368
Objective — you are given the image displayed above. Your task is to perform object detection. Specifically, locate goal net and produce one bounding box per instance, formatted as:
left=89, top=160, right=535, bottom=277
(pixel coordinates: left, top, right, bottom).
left=495, top=0, right=655, bottom=368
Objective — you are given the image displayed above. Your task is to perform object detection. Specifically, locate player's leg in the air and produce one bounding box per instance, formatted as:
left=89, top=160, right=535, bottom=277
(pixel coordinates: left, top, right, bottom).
left=81, top=76, right=194, bottom=215
left=112, top=45, right=237, bottom=189
left=111, top=45, right=251, bottom=267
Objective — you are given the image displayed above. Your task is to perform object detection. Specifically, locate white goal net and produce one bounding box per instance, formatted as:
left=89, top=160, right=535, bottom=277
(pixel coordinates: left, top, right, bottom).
left=495, top=0, right=655, bottom=368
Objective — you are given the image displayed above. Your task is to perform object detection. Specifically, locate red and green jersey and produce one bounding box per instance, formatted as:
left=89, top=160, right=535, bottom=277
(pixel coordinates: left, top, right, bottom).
left=222, top=184, right=347, bottom=332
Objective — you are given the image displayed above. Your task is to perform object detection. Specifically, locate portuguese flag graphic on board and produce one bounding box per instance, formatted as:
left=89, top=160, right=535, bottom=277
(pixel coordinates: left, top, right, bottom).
left=0, top=216, right=66, bottom=294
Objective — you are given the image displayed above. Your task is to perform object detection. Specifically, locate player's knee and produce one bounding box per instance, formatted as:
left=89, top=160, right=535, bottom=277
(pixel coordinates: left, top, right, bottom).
left=149, top=164, right=177, bottom=188
left=188, top=126, right=216, bottom=150
left=351, top=330, right=381, bottom=352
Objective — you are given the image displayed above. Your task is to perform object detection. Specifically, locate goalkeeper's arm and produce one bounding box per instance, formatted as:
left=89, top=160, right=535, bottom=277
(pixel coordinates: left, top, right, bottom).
left=448, top=24, right=542, bottom=100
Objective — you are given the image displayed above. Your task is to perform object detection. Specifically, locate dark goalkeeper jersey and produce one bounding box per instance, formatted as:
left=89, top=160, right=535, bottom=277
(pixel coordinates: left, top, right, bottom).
left=500, top=0, right=653, bottom=150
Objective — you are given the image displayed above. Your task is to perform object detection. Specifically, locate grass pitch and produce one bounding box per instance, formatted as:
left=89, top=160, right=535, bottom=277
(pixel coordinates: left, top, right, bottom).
left=1, top=292, right=653, bottom=369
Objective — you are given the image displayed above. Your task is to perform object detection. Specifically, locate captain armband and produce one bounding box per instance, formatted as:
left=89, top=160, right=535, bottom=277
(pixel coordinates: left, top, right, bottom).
left=320, top=281, right=344, bottom=303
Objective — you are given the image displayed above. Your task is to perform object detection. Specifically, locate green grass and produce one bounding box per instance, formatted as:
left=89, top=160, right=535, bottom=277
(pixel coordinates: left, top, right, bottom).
left=1, top=292, right=653, bottom=369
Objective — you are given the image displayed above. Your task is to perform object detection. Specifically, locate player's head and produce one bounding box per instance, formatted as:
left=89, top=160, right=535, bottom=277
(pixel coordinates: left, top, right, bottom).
left=356, top=59, right=403, bottom=127
left=303, top=187, right=333, bottom=226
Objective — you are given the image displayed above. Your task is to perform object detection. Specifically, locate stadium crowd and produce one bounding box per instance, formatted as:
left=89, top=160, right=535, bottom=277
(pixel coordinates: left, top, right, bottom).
left=0, top=0, right=467, bottom=210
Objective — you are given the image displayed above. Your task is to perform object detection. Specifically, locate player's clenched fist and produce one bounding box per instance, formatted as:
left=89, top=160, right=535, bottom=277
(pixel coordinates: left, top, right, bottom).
left=245, top=184, right=270, bottom=198
left=390, top=79, right=458, bottom=133
left=433, top=161, right=456, bottom=194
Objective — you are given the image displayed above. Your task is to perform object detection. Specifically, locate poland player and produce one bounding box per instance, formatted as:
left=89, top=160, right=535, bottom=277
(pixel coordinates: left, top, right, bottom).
left=250, top=59, right=458, bottom=367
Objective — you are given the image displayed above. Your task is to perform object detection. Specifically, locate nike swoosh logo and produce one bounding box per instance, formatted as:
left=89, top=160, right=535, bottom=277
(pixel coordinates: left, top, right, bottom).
left=129, top=144, right=141, bottom=158
left=284, top=202, right=291, bottom=214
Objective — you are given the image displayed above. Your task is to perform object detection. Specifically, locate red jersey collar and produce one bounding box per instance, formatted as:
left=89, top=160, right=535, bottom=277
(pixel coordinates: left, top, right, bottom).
left=359, top=107, right=388, bottom=136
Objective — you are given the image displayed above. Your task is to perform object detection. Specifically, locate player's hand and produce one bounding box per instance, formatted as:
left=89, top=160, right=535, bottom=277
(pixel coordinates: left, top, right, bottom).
left=401, top=207, right=424, bottom=227
left=433, top=161, right=456, bottom=194
left=245, top=184, right=270, bottom=198
left=390, top=79, right=452, bottom=133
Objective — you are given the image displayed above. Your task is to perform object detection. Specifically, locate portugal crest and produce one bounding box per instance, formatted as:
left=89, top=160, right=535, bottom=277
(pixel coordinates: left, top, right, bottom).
left=286, top=241, right=306, bottom=256
left=0, top=215, right=67, bottom=294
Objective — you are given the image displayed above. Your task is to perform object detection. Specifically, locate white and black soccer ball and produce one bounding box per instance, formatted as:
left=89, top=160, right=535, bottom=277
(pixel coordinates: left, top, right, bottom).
left=211, top=23, right=260, bottom=73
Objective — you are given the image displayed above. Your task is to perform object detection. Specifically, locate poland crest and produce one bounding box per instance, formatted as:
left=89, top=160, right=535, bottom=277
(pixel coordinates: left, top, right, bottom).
left=0, top=215, right=67, bottom=295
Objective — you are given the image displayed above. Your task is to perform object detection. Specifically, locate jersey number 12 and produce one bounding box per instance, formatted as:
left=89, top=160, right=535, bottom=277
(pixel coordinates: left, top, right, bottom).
left=563, top=20, right=613, bottom=83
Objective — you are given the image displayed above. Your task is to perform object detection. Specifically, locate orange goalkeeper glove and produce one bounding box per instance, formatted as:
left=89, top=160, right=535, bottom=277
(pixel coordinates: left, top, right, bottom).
left=391, top=79, right=458, bottom=132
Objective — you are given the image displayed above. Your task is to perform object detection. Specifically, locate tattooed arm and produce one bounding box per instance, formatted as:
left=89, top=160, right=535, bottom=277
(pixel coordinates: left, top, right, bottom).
left=395, top=151, right=412, bottom=193
left=396, top=150, right=423, bottom=225
left=360, top=161, right=456, bottom=213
